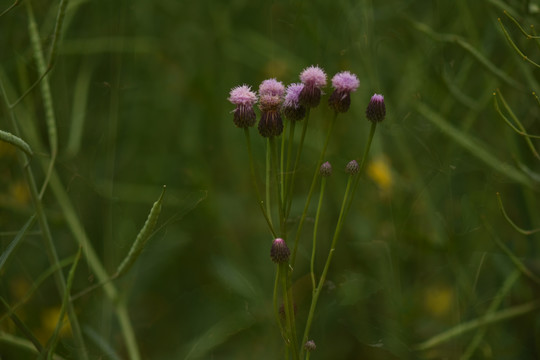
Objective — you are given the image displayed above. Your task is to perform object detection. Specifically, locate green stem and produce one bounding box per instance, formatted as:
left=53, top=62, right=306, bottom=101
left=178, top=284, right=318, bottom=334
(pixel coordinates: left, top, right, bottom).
left=270, top=136, right=285, bottom=236
left=300, top=174, right=354, bottom=358
left=273, top=266, right=287, bottom=344
left=280, top=263, right=299, bottom=360
left=284, top=120, right=296, bottom=208
left=244, top=129, right=277, bottom=237
left=344, top=122, right=377, bottom=220
left=281, top=121, right=287, bottom=203
left=1, top=73, right=139, bottom=360
left=3, top=85, right=88, bottom=360
left=285, top=109, right=310, bottom=219
left=291, top=112, right=337, bottom=268
left=460, top=269, right=521, bottom=359
left=311, top=177, right=326, bottom=292
left=266, top=139, right=274, bottom=229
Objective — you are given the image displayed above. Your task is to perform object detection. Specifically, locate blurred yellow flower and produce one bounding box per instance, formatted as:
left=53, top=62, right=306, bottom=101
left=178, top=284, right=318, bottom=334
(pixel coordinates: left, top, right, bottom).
left=424, top=285, right=454, bottom=317
left=10, top=181, right=30, bottom=205
left=367, top=156, right=393, bottom=191
left=36, top=306, right=72, bottom=344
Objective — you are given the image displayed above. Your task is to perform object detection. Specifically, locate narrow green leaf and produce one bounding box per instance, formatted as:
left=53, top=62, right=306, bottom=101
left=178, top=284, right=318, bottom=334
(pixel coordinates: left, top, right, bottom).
left=410, top=20, right=523, bottom=89
left=183, top=312, right=255, bottom=359
left=414, top=299, right=540, bottom=351
left=416, top=102, right=537, bottom=190
left=44, top=247, right=83, bottom=360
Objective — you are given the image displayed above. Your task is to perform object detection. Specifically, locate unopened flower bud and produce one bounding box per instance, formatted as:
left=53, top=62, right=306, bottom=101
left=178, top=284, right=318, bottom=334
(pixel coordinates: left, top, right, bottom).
left=304, top=340, right=316, bottom=352
left=346, top=160, right=359, bottom=175
left=366, top=94, right=386, bottom=123
left=270, top=238, right=290, bottom=264
left=319, top=161, right=332, bottom=177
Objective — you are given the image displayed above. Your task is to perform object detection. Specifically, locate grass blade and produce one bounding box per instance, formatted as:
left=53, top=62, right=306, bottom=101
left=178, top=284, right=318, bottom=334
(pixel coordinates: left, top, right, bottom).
left=0, top=215, right=36, bottom=273
left=416, top=102, right=537, bottom=190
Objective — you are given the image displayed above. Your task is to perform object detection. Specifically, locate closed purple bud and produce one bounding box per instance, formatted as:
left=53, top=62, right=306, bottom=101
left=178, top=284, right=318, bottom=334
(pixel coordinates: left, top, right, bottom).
left=319, top=161, right=332, bottom=177
left=270, top=238, right=290, bottom=264
left=366, top=94, right=386, bottom=123
left=346, top=160, right=359, bottom=175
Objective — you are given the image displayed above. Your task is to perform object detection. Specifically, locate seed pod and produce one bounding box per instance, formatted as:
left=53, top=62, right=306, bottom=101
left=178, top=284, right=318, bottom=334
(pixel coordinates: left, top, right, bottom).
left=115, top=185, right=166, bottom=278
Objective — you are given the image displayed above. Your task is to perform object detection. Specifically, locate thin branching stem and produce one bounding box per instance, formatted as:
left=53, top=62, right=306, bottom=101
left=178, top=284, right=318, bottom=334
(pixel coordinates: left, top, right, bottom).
left=300, top=174, right=353, bottom=358
left=290, top=112, right=337, bottom=268
left=496, top=193, right=540, bottom=235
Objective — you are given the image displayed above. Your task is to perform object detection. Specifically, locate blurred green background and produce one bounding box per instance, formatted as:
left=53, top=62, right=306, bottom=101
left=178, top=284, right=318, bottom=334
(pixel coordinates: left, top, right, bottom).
left=1, top=0, right=540, bottom=358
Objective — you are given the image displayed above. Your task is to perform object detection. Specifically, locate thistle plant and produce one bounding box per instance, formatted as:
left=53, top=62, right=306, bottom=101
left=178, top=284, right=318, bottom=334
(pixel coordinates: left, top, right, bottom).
left=228, top=65, right=385, bottom=358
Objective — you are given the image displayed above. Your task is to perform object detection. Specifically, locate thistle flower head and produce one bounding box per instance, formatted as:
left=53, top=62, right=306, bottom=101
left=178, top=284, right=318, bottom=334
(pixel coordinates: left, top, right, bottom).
left=228, top=85, right=257, bottom=106
left=366, top=94, right=386, bottom=123
left=228, top=85, right=258, bottom=128
left=319, top=161, right=332, bottom=177
left=282, top=83, right=306, bottom=121
left=259, top=94, right=283, bottom=111
left=328, top=71, right=359, bottom=113
left=331, top=71, right=360, bottom=93
left=258, top=92, right=284, bottom=137
left=270, top=238, right=290, bottom=264
left=259, top=78, right=285, bottom=98
left=300, top=66, right=327, bottom=88
left=299, top=65, right=327, bottom=108
left=346, top=160, right=359, bottom=175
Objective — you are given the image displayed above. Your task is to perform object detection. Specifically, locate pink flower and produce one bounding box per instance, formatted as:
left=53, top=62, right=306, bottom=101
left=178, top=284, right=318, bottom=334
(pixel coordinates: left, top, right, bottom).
left=299, top=66, right=327, bottom=108
left=228, top=85, right=257, bottom=106
left=331, top=71, right=359, bottom=93
left=328, top=71, right=360, bottom=113
left=282, top=83, right=306, bottom=121
left=259, top=78, right=285, bottom=98
left=228, top=85, right=258, bottom=128
left=300, top=66, right=327, bottom=88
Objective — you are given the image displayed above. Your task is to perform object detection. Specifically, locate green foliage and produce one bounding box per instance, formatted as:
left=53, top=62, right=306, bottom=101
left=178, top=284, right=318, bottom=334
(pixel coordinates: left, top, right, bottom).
left=1, top=0, right=540, bottom=359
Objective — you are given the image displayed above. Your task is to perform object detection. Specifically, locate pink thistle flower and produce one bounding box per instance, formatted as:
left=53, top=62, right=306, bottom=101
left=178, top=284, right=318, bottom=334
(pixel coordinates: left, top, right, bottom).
left=299, top=65, right=327, bottom=108
left=331, top=71, right=359, bottom=93
left=259, top=78, right=285, bottom=98
left=328, top=71, right=359, bottom=113
left=228, top=85, right=258, bottom=128
left=366, top=94, right=386, bottom=123
left=300, top=66, right=327, bottom=88
left=282, top=83, right=306, bottom=121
